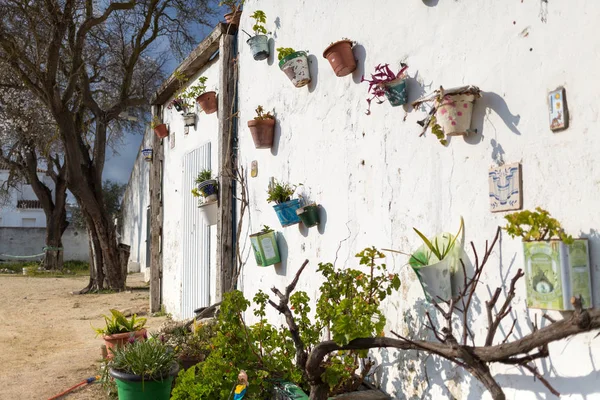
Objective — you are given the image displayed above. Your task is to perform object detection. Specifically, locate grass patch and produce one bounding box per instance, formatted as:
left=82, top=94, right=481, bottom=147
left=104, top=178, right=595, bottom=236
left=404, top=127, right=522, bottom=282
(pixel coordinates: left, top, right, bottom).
left=0, top=260, right=89, bottom=277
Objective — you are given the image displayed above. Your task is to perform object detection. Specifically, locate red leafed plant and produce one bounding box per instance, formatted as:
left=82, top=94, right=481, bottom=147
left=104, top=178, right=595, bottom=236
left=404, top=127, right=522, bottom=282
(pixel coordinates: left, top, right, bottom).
left=361, top=63, right=408, bottom=115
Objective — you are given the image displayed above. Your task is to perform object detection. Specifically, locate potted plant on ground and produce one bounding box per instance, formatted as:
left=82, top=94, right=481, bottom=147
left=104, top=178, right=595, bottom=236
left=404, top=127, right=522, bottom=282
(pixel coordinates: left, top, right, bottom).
left=412, top=85, right=482, bottom=145
left=267, top=179, right=302, bottom=227
left=249, top=225, right=281, bottom=266
left=407, top=218, right=464, bottom=302
left=219, top=0, right=243, bottom=25
left=504, top=207, right=592, bottom=310
left=142, top=149, right=153, bottom=162
left=151, top=116, right=168, bottom=139
left=248, top=105, right=275, bottom=149
left=323, top=38, right=356, bottom=77
left=109, top=336, right=179, bottom=400
left=361, top=63, right=409, bottom=115
left=94, top=309, right=147, bottom=359
left=277, top=47, right=311, bottom=88
left=161, top=318, right=217, bottom=370
left=192, top=169, right=218, bottom=225
left=243, top=10, right=270, bottom=61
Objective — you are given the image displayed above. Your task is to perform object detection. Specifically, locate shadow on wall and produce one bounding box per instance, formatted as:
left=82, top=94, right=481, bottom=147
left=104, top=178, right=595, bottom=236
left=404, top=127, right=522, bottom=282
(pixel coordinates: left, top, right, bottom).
left=351, top=44, right=367, bottom=85
left=267, top=37, right=276, bottom=67
left=274, top=232, right=288, bottom=277
left=403, top=74, right=427, bottom=114
left=466, top=91, right=521, bottom=145
left=307, top=54, right=319, bottom=93
left=581, top=228, right=600, bottom=307
left=422, top=0, right=440, bottom=7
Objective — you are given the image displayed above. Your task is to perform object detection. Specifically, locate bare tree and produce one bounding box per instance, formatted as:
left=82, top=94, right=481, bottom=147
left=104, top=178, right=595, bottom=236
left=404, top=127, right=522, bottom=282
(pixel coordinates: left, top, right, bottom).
left=0, top=0, right=217, bottom=290
left=271, top=228, right=600, bottom=400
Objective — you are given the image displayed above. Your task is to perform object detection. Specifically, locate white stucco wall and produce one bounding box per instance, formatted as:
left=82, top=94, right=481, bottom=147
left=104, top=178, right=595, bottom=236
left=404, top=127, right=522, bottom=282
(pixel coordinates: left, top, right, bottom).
left=0, top=169, right=55, bottom=228
left=120, top=129, right=153, bottom=275
left=236, top=1, right=600, bottom=399
left=160, top=56, right=221, bottom=318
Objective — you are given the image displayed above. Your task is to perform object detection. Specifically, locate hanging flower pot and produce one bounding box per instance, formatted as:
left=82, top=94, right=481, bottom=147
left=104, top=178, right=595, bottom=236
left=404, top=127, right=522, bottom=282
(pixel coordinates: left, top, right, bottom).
left=362, top=64, right=409, bottom=115
left=296, top=203, right=320, bottom=228
left=248, top=107, right=275, bottom=149
left=153, top=124, right=168, bottom=139
left=435, top=93, right=477, bottom=136
left=273, top=199, right=302, bottom=227
left=198, top=198, right=218, bottom=226
left=278, top=49, right=311, bottom=88
left=196, top=91, right=218, bottom=114
left=323, top=39, right=356, bottom=77
left=142, top=149, right=153, bottom=162
left=183, top=112, right=196, bottom=127
left=197, top=179, right=218, bottom=202
left=224, top=10, right=242, bottom=25
left=249, top=228, right=281, bottom=266
left=171, top=98, right=185, bottom=112
left=383, top=77, right=408, bottom=107
left=247, top=35, right=269, bottom=61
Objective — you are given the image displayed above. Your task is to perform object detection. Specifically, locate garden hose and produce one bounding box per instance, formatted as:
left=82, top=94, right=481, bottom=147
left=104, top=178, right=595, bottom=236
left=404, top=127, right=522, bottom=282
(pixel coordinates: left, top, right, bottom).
left=47, top=375, right=100, bottom=400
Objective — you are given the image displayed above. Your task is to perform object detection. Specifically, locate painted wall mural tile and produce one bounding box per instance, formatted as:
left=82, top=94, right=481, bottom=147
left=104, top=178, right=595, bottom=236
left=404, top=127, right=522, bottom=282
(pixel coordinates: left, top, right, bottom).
left=549, top=87, right=568, bottom=131
left=489, top=162, right=522, bottom=212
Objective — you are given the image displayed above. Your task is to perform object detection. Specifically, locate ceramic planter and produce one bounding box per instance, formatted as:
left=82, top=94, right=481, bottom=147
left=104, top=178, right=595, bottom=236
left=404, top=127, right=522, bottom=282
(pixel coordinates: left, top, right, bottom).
left=141, top=149, right=153, bottom=162
left=183, top=113, right=196, bottom=126
left=279, top=51, right=311, bottom=88
left=224, top=10, right=242, bottom=25
left=109, top=362, right=179, bottom=400
left=248, top=118, right=275, bottom=149
left=103, top=329, right=147, bottom=359
left=247, top=35, right=269, bottom=61
left=197, top=179, right=218, bottom=202
left=153, top=124, right=168, bottom=139
left=435, top=93, right=476, bottom=136
left=296, top=204, right=320, bottom=228
left=322, top=40, right=356, bottom=77
left=198, top=198, right=217, bottom=226
left=273, top=199, right=302, bottom=227
left=523, top=239, right=592, bottom=311
left=384, top=77, right=408, bottom=106
left=172, top=101, right=184, bottom=112
left=196, top=91, right=218, bottom=114
left=249, top=230, right=280, bottom=266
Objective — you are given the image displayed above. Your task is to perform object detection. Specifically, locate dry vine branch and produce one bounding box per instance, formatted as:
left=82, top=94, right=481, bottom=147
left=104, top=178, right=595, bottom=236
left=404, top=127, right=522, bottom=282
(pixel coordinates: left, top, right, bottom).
left=269, top=227, right=600, bottom=400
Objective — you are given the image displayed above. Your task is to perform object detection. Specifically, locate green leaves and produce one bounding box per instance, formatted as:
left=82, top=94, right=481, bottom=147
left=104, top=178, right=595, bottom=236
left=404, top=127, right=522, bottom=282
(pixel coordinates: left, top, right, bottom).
left=194, top=169, right=212, bottom=184
left=94, top=309, right=147, bottom=336
left=276, top=47, right=297, bottom=61
left=109, top=337, right=175, bottom=379
left=430, top=115, right=447, bottom=145
left=266, top=179, right=298, bottom=204
left=250, top=10, right=267, bottom=35
left=411, top=217, right=464, bottom=266
left=503, top=207, right=573, bottom=243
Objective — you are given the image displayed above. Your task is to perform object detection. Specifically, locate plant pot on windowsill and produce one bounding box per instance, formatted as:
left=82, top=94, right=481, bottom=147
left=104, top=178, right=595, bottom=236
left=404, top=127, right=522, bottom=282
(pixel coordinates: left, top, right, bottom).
left=224, top=10, right=242, bottom=25
left=142, top=149, right=153, bottom=162
left=296, top=203, right=320, bottom=228
left=248, top=118, right=275, bottom=149
left=323, top=39, right=356, bottom=77
left=153, top=124, right=168, bottom=139
left=198, top=197, right=218, bottom=226
left=279, top=51, right=311, bottom=88
left=109, top=362, right=179, bottom=400
left=249, top=229, right=280, bottom=266
left=103, top=329, right=147, bottom=359
left=273, top=199, right=302, bottom=227
left=183, top=112, right=196, bottom=127
left=196, top=92, right=218, bottom=114
left=247, top=35, right=269, bottom=61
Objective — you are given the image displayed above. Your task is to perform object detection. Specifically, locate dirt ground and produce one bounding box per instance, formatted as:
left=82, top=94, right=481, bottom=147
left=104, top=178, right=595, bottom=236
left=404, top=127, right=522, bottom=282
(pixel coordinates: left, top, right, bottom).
left=0, top=273, right=168, bottom=400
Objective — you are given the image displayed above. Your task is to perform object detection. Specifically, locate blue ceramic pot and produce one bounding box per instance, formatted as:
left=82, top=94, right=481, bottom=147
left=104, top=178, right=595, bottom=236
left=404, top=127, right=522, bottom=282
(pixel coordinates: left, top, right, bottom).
left=273, top=199, right=301, bottom=227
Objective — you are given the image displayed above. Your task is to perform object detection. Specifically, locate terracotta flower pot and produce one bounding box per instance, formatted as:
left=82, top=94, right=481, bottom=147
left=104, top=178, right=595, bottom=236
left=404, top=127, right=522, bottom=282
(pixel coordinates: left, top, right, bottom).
left=323, top=40, right=356, bottom=77
left=196, top=91, right=218, bottom=114
left=248, top=118, right=275, bottom=149
left=224, top=10, right=242, bottom=25
left=153, top=124, right=168, bottom=139
left=103, top=328, right=147, bottom=359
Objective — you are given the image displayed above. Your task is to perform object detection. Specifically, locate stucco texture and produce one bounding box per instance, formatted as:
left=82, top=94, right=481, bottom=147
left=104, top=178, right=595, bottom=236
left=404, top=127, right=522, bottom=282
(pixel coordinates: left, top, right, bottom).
left=236, top=1, right=600, bottom=399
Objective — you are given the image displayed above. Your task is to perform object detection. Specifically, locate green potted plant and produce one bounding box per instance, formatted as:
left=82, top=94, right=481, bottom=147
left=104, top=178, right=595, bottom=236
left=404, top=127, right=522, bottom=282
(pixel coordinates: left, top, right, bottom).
left=191, top=77, right=218, bottom=115
left=243, top=10, right=269, bottom=61
left=161, top=318, right=217, bottom=370
left=277, top=47, right=311, bottom=88
left=361, top=63, right=409, bottom=115
left=109, top=336, right=179, bottom=400
left=323, top=38, right=356, bottom=77
left=412, top=85, right=482, bottom=145
left=248, top=105, right=275, bottom=149
left=219, top=0, right=243, bottom=25
left=192, top=169, right=218, bottom=226
left=151, top=116, right=168, bottom=139
left=267, top=179, right=301, bottom=227
left=94, top=309, right=147, bottom=359
left=407, top=218, right=463, bottom=302
left=249, top=225, right=281, bottom=266
left=504, top=208, right=591, bottom=310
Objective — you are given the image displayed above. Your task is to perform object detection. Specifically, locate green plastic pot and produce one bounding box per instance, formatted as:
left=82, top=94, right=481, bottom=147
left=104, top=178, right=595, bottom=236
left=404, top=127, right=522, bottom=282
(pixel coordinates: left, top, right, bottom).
left=109, top=363, right=179, bottom=400
left=249, top=230, right=281, bottom=266
left=296, top=204, right=320, bottom=228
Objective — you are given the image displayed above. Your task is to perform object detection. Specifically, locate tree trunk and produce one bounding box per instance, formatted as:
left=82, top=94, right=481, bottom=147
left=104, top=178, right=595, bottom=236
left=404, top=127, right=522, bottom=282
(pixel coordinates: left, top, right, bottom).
left=309, top=383, right=330, bottom=400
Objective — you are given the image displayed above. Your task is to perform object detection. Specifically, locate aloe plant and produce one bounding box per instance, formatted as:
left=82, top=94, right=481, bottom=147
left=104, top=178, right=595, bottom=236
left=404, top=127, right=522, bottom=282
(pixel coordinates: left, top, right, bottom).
left=410, top=218, right=464, bottom=267
left=94, top=309, right=147, bottom=336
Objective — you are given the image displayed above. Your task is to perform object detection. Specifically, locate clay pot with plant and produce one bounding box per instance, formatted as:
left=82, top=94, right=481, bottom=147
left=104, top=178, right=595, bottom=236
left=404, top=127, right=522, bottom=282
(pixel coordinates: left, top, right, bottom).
left=323, top=38, right=356, bottom=77
left=243, top=10, right=270, bottom=61
left=192, top=77, right=218, bottom=115
left=93, top=309, right=147, bottom=359
left=267, top=180, right=302, bottom=227
left=361, top=63, right=409, bottom=115
left=248, top=105, right=275, bottom=149
left=412, top=85, right=482, bottom=145
left=220, top=0, right=243, bottom=25
left=151, top=116, right=168, bottom=139
left=277, top=47, right=311, bottom=88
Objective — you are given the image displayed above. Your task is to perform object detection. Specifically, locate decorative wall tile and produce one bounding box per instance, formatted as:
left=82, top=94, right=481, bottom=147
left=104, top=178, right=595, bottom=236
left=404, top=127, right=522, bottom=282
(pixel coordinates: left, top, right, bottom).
left=549, top=87, right=568, bottom=131
left=489, top=162, right=522, bottom=212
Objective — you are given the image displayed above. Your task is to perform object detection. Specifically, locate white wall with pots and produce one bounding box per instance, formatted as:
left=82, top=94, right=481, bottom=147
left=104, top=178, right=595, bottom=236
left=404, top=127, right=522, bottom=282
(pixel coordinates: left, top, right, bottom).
left=235, top=1, right=600, bottom=399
